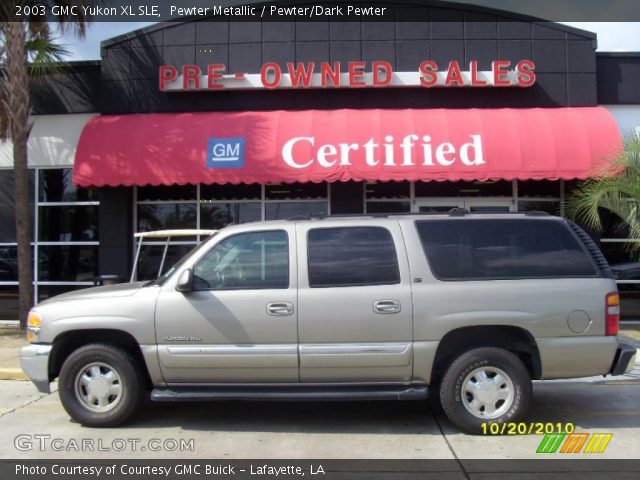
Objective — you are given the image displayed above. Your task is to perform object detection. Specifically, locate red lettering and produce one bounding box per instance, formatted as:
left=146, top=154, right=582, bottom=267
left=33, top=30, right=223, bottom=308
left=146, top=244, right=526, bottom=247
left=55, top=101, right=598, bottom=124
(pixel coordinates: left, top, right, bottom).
left=207, top=64, right=225, bottom=90
left=493, top=60, right=512, bottom=86
left=320, top=62, right=341, bottom=87
left=287, top=62, right=315, bottom=88
left=372, top=61, right=393, bottom=87
left=158, top=65, right=178, bottom=91
left=469, top=60, right=487, bottom=87
left=261, top=62, right=281, bottom=89
left=419, top=61, right=438, bottom=87
left=516, top=60, right=536, bottom=87
left=182, top=65, right=201, bottom=90
left=348, top=61, right=366, bottom=87
left=444, top=61, right=464, bottom=87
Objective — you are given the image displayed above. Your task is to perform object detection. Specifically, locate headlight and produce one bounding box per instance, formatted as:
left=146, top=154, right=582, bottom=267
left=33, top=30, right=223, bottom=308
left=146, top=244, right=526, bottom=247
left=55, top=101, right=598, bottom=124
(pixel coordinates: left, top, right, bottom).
left=26, top=311, right=41, bottom=343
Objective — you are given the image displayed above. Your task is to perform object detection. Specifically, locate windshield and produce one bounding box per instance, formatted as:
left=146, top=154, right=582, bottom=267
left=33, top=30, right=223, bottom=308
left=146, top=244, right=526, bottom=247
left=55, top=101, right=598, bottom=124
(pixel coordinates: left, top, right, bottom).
left=144, top=234, right=217, bottom=286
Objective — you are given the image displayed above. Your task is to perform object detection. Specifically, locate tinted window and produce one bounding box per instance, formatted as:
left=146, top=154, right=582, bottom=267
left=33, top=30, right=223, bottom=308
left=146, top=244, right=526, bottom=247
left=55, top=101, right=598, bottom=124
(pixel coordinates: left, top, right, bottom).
left=416, top=219, right=597, bottom=280
left=308, top=227, right=400, bottom=287
left=193, top=230, right=288, bottom=290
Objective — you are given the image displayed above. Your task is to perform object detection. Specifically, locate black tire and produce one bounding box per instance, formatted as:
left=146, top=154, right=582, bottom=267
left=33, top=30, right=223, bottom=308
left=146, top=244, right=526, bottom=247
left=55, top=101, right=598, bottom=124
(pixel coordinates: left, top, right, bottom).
left=439, top=347, right=531, bottom=434
left=58, top=344, right=145, bottom=427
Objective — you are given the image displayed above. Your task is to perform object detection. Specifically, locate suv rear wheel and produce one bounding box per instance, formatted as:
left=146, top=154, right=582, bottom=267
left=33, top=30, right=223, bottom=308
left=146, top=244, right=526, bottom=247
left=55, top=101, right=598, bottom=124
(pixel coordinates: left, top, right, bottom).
left=58, top=344, right=145, bottom=427
left=439, top=347, right=531, bottom=434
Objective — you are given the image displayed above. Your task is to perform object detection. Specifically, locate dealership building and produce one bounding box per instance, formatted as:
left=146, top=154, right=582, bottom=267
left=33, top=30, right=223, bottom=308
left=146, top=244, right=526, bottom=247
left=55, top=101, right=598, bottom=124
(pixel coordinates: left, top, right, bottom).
left=1, top=1, right=640, bottom=322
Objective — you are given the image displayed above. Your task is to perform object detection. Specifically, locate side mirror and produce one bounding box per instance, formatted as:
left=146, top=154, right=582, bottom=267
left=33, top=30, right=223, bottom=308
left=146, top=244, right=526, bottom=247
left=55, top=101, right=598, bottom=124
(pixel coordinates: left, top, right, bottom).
left=175, top=268, right=194, bottom=292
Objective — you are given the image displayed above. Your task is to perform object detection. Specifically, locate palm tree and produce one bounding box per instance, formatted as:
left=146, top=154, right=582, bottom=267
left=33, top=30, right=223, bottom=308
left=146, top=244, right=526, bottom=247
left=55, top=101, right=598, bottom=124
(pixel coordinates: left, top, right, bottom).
left=566, top=136, right=640, bottom=258
left=1, top=3, right=89, bottom=329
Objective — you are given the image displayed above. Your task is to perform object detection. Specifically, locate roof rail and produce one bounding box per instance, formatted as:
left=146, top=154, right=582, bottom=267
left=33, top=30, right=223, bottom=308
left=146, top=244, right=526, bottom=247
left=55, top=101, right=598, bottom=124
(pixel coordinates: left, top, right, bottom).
left=285, top=210, right=552, bottom=221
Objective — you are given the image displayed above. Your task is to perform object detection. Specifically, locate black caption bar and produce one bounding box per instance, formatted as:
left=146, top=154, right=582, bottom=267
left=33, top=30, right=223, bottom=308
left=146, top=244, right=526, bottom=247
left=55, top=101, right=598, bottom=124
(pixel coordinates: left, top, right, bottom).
left=3, top=0, right=640, bottom=22
left=2, top=460, right=640, bottom=480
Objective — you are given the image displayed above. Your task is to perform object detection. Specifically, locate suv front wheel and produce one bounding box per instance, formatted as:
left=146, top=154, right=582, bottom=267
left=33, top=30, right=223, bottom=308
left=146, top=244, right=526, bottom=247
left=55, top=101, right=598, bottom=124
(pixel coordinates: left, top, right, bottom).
left=58, top=344, right=145, bottom=427
left=439, top=347, right=532, bottom=434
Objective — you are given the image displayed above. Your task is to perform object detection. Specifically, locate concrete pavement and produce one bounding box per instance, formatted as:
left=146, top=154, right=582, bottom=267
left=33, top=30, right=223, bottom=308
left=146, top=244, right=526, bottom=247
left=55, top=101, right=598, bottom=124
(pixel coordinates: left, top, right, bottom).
left=0, top=377, right=638, bottom=460
left=0, top=346, right=23, bottom=381
left=0, top=327, right=638, bottom=460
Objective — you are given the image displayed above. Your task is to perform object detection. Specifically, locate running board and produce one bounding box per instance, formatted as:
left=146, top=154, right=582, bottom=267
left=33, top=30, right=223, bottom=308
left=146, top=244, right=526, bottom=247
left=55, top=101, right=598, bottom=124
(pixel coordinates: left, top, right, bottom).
left=150, top=385, right=428, bottom=402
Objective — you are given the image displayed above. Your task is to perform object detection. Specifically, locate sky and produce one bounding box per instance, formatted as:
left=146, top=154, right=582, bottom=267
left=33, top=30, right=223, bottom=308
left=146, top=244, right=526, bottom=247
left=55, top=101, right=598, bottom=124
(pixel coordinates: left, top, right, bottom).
left=60, top=22, right=640, bottom=60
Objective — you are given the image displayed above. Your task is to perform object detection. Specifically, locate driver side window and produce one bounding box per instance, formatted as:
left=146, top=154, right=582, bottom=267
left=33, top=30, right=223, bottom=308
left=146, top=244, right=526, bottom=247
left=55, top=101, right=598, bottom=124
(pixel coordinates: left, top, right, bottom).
left=193, top=230, right=289, bottom=290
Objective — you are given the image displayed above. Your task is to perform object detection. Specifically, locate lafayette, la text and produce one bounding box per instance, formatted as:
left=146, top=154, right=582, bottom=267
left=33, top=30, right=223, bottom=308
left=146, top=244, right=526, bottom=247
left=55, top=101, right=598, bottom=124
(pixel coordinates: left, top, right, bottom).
left=16, top=464, right=326, bottom=477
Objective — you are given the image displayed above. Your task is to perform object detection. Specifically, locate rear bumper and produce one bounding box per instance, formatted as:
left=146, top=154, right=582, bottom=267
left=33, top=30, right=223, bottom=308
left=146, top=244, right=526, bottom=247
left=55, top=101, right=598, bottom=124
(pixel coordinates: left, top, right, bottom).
left=609, top=342, right=637, bottom=376
left=20, top=344, right=52, bottom=394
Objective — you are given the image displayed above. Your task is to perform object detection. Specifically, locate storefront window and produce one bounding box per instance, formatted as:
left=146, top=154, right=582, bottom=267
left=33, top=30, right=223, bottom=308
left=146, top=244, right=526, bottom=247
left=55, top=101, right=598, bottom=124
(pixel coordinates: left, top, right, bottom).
left=265, top=183, right=326, bottom=200
left=137, top=184, right=197, bottom=201
left=201, top=183, right=261, bottom=200
left=0, top=286, right=19, bottom=321
left=136, top=244, right=196, bottom=281
left=0, top=246, right=18, bottom=282
left=517, top=180, right=562, bottom=198
left=517, top=201, right=561, bottom=216
left=264, top=183, right=328, bottom=219
left=366, top=181, right=410, bottom=199
left=265, top=201, right=327, bottom=220
left=39, top=169, right=97, bottom=202
left=38, top=205, right=98, bottom=241
left=200, top=203, right=261, bottom=229
left=415, top=180, right=513, bottom=197
left=366, top=181, right=410, bottom=213
left=137, top=204, right=197, bottom=231
left=366, top=202, right=411, bottom=213
left=38, top=245, right=98, bottom=282
left=0, top=170, right=35, bottom=243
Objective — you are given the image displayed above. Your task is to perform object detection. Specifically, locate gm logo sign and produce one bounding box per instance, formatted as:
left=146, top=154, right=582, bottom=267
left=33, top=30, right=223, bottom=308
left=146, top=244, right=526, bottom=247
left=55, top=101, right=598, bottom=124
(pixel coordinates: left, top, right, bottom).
left=207, top=137, right=245, bottom=168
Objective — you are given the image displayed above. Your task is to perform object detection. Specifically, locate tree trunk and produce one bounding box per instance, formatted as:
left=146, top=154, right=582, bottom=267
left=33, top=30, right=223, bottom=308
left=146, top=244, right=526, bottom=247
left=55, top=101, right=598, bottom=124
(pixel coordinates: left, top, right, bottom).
left=5, top=22, right=34, bottom=330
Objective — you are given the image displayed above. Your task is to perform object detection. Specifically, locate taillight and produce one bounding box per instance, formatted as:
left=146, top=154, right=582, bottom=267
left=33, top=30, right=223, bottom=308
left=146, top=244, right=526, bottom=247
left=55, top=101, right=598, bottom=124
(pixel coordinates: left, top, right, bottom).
left=605, top=292, right=620, bottom=336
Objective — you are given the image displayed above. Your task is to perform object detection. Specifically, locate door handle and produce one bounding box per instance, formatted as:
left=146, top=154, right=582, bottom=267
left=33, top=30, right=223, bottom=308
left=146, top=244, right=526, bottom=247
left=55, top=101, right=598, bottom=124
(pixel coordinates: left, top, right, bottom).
left=373, top=300, right=401, bottom=314
left=267, top=302, right=294, bottom=316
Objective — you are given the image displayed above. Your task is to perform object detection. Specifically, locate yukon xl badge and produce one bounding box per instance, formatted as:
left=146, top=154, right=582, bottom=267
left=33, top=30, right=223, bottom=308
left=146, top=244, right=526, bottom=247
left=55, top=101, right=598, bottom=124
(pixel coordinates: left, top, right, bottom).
left=162, top=336, right=202, bottom=342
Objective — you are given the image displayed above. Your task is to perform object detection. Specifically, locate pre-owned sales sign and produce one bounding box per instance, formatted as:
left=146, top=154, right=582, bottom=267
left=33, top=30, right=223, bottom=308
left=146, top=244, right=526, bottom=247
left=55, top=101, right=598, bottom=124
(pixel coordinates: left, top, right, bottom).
left=159, top=60, right=536, bottom=91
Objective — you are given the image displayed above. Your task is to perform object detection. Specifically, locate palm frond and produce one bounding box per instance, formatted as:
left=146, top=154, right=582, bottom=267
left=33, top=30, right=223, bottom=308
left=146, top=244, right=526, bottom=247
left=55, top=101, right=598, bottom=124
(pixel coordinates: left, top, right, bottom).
left=26, top=35, right=70, bottom=75
left=566, top=137, right=640, bottom=259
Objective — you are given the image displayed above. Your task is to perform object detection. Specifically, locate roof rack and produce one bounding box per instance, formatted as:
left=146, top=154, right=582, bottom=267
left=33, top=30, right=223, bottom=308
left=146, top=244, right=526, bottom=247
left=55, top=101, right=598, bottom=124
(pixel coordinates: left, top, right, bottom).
left=285, top=209, right=551, bottom=221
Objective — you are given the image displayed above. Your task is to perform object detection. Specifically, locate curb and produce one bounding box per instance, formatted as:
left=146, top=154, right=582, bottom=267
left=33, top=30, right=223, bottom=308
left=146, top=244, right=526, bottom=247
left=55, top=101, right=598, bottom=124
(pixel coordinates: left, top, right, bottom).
left=0, top=368, right=27, bottom=381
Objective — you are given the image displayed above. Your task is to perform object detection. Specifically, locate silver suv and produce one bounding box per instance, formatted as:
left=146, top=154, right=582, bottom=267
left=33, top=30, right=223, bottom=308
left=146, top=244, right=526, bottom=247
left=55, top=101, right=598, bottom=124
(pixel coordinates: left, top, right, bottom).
left=20, top=213, right=637, bottom=433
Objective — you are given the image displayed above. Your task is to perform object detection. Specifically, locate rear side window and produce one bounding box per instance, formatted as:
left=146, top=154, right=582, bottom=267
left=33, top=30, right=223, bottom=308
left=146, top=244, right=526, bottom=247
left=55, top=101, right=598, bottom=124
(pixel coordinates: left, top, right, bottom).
left=416, top=219, right=598, bottom=281
left=307, top=227, right=400, bottom=287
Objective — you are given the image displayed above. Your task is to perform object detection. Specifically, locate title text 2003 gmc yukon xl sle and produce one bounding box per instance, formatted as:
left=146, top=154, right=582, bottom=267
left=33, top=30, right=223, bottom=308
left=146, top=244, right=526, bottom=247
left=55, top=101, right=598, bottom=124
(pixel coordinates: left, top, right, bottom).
left=20, top=213, right=636, bottom=433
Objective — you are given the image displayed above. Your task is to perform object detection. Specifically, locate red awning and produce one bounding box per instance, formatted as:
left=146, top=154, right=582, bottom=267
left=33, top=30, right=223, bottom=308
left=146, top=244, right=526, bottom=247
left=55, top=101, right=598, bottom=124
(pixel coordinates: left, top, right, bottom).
left=73, top=107, right=621, bottom=187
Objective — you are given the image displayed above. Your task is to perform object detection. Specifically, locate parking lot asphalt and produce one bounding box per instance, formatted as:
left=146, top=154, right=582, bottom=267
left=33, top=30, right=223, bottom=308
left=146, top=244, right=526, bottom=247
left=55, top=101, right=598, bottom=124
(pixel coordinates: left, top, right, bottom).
left=0, top=373, right=638, bottom=460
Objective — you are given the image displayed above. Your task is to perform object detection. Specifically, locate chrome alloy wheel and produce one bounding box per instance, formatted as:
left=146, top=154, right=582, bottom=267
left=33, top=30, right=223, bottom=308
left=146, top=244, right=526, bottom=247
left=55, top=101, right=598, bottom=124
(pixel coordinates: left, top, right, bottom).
left=461, top=366, right=515, bottom=419
left=74, top=362, right=123, bottom=413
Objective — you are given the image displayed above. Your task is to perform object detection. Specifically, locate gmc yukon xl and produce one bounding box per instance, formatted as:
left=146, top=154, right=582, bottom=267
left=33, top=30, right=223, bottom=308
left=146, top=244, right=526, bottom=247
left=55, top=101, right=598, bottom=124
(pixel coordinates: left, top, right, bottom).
left=20, top=212, right=637, bottom=433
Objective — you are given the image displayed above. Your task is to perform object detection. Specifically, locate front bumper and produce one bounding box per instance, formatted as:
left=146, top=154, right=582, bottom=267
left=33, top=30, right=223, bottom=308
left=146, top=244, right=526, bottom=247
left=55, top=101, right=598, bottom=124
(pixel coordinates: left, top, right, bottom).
left=20, top=344, right=52, bottom=394
left=609, top=342, right=637, bottom=376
